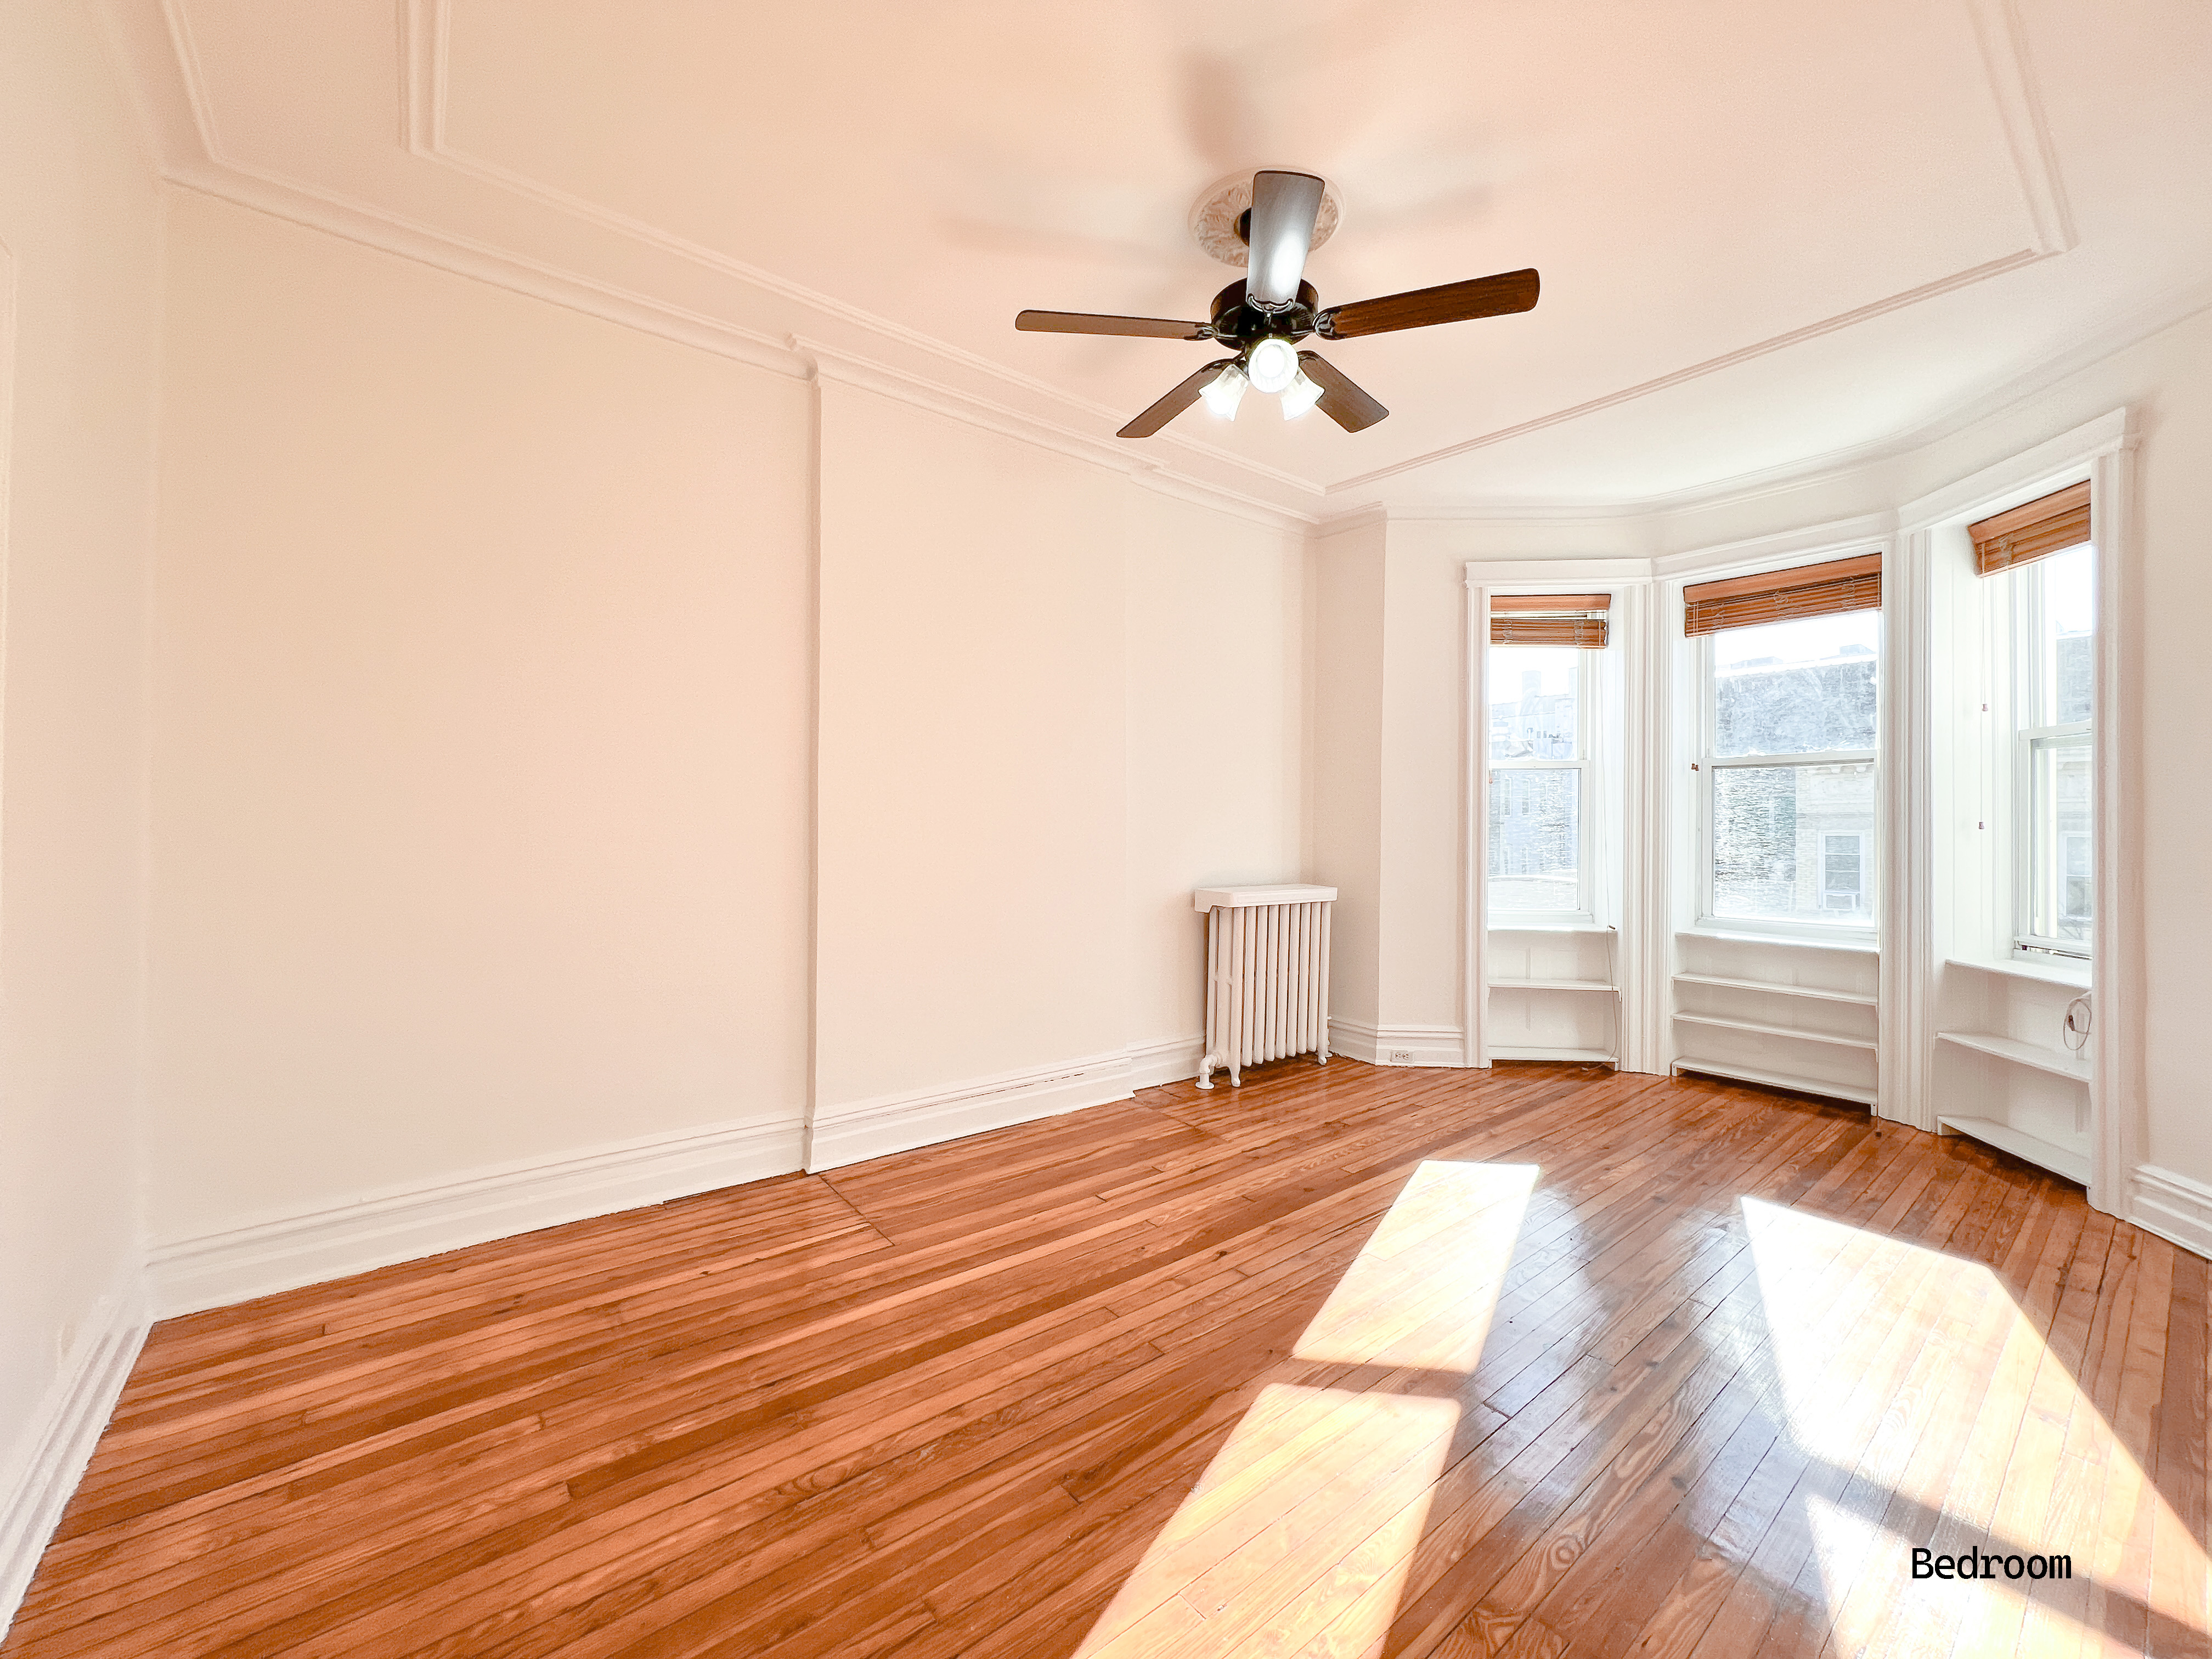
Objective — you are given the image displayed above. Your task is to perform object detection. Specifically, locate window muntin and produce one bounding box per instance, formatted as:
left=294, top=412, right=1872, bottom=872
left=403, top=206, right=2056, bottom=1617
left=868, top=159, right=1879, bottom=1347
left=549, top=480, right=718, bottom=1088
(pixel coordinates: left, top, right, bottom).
left=1488, top=645, right=1591, bottom=921
left=1700, top=608, right=1880, bottom=935
left=2015, top=544, right=2093, bottom=955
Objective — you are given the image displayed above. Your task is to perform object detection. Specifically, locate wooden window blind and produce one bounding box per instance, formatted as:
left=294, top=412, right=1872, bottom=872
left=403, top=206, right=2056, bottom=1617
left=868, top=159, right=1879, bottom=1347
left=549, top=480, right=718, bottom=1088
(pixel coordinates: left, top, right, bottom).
left=1968, top=481, right=2090, bottom=577
left=1683, top=554, right=1880, bottom=637
left=1489, top=592, right=1610, bottom=648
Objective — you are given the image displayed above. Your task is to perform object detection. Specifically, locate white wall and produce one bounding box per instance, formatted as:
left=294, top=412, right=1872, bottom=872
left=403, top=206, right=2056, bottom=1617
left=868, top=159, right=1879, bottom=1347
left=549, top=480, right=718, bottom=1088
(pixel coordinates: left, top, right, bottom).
left=0, top=0, right=161, bottom=1600
left=1307, top=518, right=1386, bottom=1034
left=814, top=381, right=1130, bottom=1154
left=1124, top=490, right=1306, bottom=1058
left=812, top=380, right=1310, bottom=1163
left=139, top=199, right=1314, bottom=1233
left=148, top=193, right=815, bottom=1246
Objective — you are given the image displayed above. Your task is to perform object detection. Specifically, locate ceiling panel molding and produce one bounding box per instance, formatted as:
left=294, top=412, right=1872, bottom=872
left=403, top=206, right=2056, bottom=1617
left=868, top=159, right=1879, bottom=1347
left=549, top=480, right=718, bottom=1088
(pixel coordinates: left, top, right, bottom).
left=1966, top=0, right=2078, bottom=255
left=391, top=0, right=2075, bottom=511
left=397, top=0, right=1314, bottom=512
left=1311, top=0, right=2082, bottom=499
left=94, top=0, right=1318, bottom=529
left=101, top=0, right=809, bottom=376
left=94, top=0, right=2197, bottom=524
left=395, top=0, right=445, bottom=153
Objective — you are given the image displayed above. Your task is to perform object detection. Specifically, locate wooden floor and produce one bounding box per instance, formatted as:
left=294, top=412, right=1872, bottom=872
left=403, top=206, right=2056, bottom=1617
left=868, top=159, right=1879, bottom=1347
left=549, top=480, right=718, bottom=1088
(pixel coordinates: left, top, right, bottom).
left=8, top=1060, right=2209, bottom=1658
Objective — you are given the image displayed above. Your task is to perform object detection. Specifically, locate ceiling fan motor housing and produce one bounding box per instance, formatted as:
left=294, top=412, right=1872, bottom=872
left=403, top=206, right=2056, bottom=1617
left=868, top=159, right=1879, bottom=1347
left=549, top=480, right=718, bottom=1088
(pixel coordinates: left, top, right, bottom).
left=1209, top=279, right=1320, bottom=348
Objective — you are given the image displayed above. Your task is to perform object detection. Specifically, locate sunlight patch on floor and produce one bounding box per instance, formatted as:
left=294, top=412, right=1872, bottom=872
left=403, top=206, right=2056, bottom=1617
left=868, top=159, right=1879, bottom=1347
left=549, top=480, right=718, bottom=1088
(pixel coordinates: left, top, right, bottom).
left=1073, top=1162, right=1537, bottom=1658
left=1744, top=1198, right=2211, bottom=1656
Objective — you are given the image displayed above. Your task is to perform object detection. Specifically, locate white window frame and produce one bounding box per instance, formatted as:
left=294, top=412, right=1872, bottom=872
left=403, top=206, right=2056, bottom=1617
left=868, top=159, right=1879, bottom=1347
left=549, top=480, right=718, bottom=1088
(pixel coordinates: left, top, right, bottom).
left=1694, top=623, right=1880, bottom=943
left=2011, top=548, right=2094, bottom=960
left=1486, top=641, right=1597, bottom=926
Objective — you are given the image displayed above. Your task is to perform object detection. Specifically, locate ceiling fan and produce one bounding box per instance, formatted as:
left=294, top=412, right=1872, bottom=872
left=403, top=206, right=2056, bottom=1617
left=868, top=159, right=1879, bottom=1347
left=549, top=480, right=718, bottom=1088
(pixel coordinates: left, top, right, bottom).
left=1014, top=170, right=1538, bottom=438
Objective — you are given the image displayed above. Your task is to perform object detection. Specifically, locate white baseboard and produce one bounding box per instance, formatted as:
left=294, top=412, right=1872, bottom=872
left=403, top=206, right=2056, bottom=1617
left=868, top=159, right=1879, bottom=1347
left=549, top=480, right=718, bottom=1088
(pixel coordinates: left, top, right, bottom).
left=146, top=1114, right=807, bottom=1317
left=2, top=1268, right=149, bottom=1638
left=2130, top=1164, right=2212, bottom=1261
left=807, top=1049, right=1136, bottom=1172
left=1125, top=1035, right=1206, bottom=1091
left=1328, top=1019, right=1467, bottom=1068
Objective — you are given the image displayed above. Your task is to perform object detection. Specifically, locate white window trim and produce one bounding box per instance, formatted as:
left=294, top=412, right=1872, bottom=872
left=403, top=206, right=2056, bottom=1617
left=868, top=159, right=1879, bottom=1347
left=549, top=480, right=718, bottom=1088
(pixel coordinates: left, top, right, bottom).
left=1693, top=628, right=1880, bottom=944
left=1486, top=642, right=1597, bottom=926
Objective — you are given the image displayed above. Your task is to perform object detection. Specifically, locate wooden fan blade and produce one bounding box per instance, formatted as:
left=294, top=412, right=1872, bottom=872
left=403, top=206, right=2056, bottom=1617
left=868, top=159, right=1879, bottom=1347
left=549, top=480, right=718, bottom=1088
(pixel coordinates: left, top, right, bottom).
left=1117, top=361, right=1237, bottom=438
left=1246, top=171, right=1325, bottom=308
left=1317, top=268, right=1539, bottom=338
left=1017, top=310, right=1210, bottom=340
left=1296, top=352, right=1389, bottom=432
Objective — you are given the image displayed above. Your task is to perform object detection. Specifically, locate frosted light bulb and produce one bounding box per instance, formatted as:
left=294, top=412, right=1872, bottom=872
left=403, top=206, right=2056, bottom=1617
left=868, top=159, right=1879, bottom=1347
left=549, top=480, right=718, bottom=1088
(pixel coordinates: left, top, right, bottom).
left=1245, top=337, right=1298, bottom=394
left=1279, top=369, right=1323, bottom=419
left=1200, top=364, right=1249, bottom=419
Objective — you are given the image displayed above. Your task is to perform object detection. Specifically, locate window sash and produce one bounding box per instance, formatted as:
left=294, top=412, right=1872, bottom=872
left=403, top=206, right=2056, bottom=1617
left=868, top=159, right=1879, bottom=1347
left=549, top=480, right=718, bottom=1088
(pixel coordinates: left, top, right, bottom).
left=1696, top=632, right=1878, bottom=939
left=1487, top=644, right=1596, bottom=923
left=2010, top=556, right=2094, bottom=957
left=2016, top=726, right=2092, bottom=956
left=1487, top=761, right=1590, bottom=921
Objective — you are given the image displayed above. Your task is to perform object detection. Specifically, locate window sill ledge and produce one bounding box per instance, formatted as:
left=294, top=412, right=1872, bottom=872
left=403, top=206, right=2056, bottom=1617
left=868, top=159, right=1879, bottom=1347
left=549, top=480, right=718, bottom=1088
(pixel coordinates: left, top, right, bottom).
left=1680, top=926, right=1878, bottom=955
left=1945, top=955, right=2089, bottom=990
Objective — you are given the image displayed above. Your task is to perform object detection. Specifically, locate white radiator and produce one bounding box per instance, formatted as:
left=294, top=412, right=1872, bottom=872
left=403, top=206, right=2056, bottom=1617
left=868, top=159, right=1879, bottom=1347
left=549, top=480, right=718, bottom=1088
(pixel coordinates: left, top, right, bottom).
left=1194, top=884, right=1338, bottom=1088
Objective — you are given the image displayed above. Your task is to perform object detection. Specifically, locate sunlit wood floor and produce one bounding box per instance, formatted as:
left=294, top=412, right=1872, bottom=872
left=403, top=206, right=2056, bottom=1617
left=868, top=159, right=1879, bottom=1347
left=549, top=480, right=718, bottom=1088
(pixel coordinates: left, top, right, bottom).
left=8, top=1060, right=2209, bottom=1658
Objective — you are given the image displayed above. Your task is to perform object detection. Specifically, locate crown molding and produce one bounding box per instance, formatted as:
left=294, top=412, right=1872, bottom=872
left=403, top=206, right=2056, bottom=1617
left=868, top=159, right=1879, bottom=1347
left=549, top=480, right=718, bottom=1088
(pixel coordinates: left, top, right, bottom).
left=1650, top=515, right=1896, bottom=583
left=1324, top=249, right=2052, bottom=498
left=1344, top=273, right=2212, bottom=534
left=97, top=0, right=1319, bottom=533
left=96, top=0, right=2185, bottom=540
left=1895, top=405, right=2131, bottom=531
left=798, top=337, right=1316, bottom=531
left=397, top=0, right=1318, bottom=512
left=1311, top=503, right=1391, bottom=539
left=1323, top=0, right=2078, bottom=499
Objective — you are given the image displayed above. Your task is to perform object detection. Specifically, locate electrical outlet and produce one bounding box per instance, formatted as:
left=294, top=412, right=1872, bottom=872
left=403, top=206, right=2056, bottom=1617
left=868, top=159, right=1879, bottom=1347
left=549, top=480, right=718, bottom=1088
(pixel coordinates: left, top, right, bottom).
left=1389, top=1048, right=1416, bottom=1064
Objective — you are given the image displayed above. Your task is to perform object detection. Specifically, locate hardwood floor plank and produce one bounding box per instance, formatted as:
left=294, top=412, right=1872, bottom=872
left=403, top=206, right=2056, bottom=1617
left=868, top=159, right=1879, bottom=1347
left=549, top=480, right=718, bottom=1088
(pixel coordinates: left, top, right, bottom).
left=5, top=1062, right=2202, bottom=1659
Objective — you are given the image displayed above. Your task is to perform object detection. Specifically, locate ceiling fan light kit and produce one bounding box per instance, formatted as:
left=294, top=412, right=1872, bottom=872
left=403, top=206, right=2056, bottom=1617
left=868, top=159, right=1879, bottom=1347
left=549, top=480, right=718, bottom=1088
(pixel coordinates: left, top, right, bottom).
left=1278, top=370, right=1324, bottom=420
left=1200, top=364, right=1250, bottom=420
left=1244, top=336, right=1300, bottom=394
left=1013, top=168, right=1540, bottom=439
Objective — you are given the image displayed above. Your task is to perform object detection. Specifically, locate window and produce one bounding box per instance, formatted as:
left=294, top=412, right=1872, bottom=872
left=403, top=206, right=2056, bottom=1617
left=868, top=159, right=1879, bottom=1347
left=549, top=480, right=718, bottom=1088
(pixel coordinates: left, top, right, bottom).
left=1696, top=604, right=1880, bottom=935
left=1822, top=834, right=1864, bottom=910
left=1487, top=644, right=1592, bottom=921
left=2013, top=542, right=2093, bottom=955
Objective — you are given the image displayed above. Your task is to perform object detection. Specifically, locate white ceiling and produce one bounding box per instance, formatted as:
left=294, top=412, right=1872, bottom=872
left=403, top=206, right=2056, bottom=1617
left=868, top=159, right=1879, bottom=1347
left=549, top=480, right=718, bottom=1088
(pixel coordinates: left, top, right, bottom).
left=121, top=0, right=2212, bottom=517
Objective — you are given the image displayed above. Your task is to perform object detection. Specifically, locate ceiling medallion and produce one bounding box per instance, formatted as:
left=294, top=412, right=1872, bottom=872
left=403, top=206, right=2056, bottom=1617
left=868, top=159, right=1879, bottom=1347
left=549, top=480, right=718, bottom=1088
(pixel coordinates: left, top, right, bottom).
left=1188, top=170, right=1341, bottom=266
